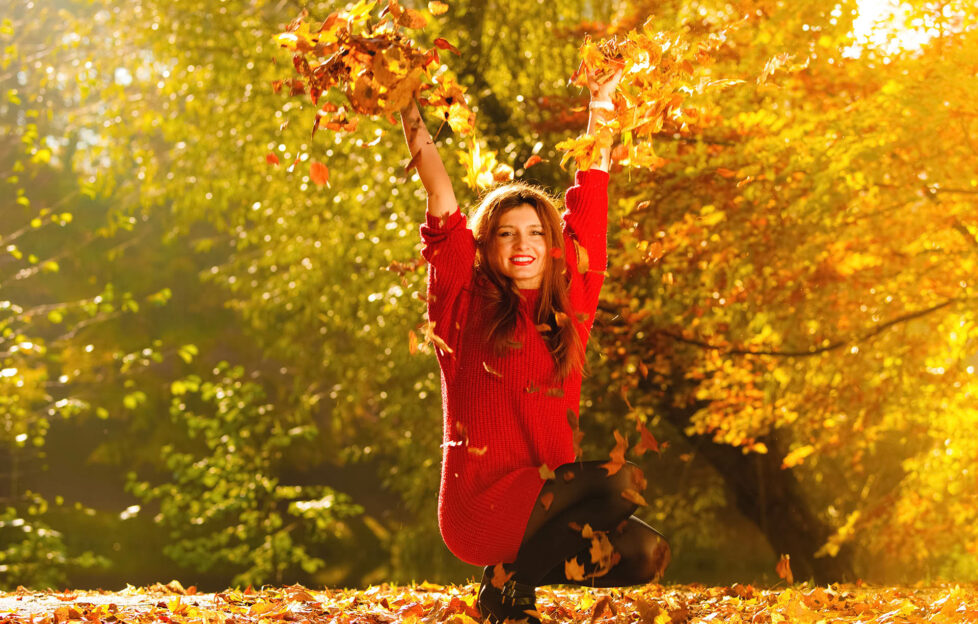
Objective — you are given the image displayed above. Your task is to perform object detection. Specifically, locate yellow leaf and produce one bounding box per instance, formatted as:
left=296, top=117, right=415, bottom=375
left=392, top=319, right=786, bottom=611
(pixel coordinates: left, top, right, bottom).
left=781, top=444, right=815, bottom=469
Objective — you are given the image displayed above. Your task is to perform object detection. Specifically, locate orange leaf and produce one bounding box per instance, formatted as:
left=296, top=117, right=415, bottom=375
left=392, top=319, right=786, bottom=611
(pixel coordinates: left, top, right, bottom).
left=491, top=563, right=514, bottom=589
left=310, top=161, right=330, bottom=186
left=573, top=239, right=590, bottom=273
left=408, top=329, right=419, bottom=355
left=776, top=553, right=794, bottom=585
left=524, top=154, right=543, bottom=169
left=540, top=491, right=555, bottom=511
left=539, top=463, right=556, bottom=480
left=563, top=470, right=575, bottom=482
left=428, top=1, right=449, bottom=15
left=600, top=429, right=627, bottom=476
left=266, top=152, right=280, bottom=166
left=621, top=488, right=648, bottom=506
left=564, top=557, right=587, bottom=582
left=716, top=167, right=737, bottom=178
left=634, top=422, right=660, bottom=456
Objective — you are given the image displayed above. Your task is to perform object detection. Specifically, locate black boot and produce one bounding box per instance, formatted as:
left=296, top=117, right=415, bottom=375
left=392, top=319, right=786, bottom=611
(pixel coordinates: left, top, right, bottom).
left=477, top=566, right=540, bottom=624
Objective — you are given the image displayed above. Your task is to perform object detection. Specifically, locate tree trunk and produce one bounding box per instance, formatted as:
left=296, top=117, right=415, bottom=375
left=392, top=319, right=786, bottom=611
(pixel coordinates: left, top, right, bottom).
left=659, top=401, right=856, bottom=584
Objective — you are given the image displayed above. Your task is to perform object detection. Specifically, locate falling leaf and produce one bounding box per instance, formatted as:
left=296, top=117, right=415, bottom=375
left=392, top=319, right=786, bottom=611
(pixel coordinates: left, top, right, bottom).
left=428, top=1, right=449, bottom=15
left=540, top=491, right=554, bottom=511
left=524, top=154, right=543, bottom=169
left=573, top=239, right=590, bottom=273
left=776, top=554, right=794, bottom=585
left=634, top=421, right=660, bottom=456
left=563, top=470, right=575, bottom=482
left=398, top=8, right=427, bottom=29
left=491, top=563, right=514, bottom=589
left=538, top=464, right=556, bottom=480
left=601, top=429, right=627, bottom=475
left=266, top=152, right=280, bottom=166
left=483, top=361, right=503, bottom=378
left=716, top=167, right=737, bottom=178
left=310, top=161, right=330, bottom=186
left=621, top=488, right=648, bottom=506
left=433, top=37, right=460, bottom=55
left=408, top=330, right=419, bottom=355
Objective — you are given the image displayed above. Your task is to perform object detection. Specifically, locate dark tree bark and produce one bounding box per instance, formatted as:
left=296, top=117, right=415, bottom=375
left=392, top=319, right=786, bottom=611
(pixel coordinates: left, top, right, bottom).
left=658, top=398, right=856, bottom=584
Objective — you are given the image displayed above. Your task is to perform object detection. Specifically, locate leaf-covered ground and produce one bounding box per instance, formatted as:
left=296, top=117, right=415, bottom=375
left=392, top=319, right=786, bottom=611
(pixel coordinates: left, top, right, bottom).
left=2, top=581, right=978, bottom=623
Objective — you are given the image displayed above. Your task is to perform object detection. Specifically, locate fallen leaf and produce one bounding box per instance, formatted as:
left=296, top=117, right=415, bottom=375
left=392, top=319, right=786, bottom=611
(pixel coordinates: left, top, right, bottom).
left=590, top=595, right=613, bottom=623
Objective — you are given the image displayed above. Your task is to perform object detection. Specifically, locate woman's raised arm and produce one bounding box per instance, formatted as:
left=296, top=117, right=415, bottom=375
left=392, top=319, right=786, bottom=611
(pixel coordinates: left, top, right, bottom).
left=583, top=66, right=623, bottom=173
left=400, top=100, right=458, bottom=220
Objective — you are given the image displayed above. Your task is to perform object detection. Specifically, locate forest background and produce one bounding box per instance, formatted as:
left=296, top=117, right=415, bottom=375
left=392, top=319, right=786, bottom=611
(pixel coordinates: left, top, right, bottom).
left=2, top=0, right=977, bottom=592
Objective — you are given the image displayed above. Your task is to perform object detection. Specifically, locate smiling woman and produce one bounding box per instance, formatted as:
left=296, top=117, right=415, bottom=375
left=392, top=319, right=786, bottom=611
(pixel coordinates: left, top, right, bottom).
left=398, top=57, right=669, bottom=623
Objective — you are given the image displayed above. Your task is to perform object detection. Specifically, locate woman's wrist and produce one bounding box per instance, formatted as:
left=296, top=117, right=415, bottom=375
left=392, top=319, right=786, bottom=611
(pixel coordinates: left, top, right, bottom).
left=588, top=99, right=615, bottom=112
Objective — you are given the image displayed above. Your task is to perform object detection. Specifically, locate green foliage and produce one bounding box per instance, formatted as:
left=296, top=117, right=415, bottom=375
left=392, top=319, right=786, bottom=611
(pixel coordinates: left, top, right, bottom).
left=0, top=493, right=109, bottom=590
left=127, top=363, right=363, bottom=587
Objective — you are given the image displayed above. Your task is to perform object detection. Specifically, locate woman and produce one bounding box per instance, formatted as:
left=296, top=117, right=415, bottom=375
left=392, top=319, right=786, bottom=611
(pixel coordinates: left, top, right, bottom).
left=400, top=65, right=669, bottom=624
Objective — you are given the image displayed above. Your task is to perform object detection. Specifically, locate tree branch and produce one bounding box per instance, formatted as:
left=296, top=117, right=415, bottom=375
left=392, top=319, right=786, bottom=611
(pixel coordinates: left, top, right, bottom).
left=663, top=297, right=964, bottom=357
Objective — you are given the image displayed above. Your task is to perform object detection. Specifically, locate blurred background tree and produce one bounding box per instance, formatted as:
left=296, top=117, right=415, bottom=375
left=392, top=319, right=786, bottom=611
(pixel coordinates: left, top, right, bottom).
left=1, top=0, right=976, bottom=589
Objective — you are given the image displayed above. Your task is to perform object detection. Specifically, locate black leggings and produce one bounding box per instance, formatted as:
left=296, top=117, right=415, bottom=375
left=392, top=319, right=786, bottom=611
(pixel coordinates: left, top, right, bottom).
left=510, top=460, right=669, bottom=587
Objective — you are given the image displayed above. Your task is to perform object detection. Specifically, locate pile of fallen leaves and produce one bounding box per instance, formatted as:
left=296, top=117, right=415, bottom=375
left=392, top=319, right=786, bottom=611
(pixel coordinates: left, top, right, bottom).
left=3, top=580, right=978, bottom=624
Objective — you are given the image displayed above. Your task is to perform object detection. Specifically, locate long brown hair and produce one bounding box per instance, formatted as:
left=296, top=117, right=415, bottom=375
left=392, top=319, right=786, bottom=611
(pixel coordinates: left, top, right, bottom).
left=469, top=181, right=586, bottom=379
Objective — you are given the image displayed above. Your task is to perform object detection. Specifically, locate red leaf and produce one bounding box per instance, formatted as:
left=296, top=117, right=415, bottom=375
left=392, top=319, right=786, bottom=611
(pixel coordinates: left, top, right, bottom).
left=433, top=37, right=460, bottom=55
left=310, top=161, right=329, bottom=186
left=266, top=153, right=280, bottom=166
left=524, top=154, right=543, bottom=169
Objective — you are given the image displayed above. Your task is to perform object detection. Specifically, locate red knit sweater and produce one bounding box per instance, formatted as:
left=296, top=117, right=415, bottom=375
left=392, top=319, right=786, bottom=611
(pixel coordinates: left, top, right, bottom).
left=420, top=169, right=609, bottom=565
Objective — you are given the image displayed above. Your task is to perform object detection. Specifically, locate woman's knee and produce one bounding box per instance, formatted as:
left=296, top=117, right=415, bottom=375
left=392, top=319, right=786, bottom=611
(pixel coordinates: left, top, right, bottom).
left=628, top=528, right=670, bottom=583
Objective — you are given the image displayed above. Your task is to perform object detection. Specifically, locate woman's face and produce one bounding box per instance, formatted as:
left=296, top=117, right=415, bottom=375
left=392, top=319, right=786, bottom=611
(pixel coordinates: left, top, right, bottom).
left=490, top=203, right=548, bottom=289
